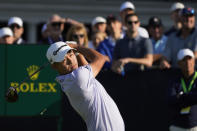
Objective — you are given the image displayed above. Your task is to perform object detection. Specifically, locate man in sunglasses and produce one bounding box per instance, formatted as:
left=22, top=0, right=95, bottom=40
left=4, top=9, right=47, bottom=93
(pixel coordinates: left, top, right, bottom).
left=41, top=14, right=65, bottom=44
left=8, top=16, right=25, bottom=44
left=112, top=13, right=153, bottom=74
left=119, top=1, right=149, bottom=38
left=160, top=7, right=197, bottom=69
left=46, top=41, right=125, bottom=131
left=41, top=14, right=82, bottom=45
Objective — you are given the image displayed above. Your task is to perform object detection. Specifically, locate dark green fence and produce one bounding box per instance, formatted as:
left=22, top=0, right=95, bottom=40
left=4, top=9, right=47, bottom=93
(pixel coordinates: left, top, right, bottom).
left=0, top=44, right=61, bottom=117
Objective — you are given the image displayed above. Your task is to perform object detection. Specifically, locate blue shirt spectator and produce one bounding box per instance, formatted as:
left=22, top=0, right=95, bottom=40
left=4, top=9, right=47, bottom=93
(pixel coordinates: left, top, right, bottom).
left=97, top=15, right=123, bottom=70
left=160, top=7, right=197, bottom=69
left=151, top=35, right=168, bottom=54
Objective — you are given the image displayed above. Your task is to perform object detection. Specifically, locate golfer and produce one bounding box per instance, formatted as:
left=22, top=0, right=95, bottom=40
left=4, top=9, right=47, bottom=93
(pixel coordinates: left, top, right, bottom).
left=46, top=41, right=125, bottom=131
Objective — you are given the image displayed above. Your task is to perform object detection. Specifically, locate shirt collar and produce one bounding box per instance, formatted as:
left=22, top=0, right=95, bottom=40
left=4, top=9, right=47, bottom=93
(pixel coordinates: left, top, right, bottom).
left=125, top=34, right=140, bottom=41
left=181, top=71, right=196, bottom=83
left=176, top=27, right=195, bottom=37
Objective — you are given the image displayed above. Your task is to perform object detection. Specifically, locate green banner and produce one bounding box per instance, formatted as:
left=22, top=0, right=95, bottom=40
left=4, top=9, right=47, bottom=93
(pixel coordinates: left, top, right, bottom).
left=4, top=45, right=61, bottom=117
left=0, top=45, right=6, bottom=116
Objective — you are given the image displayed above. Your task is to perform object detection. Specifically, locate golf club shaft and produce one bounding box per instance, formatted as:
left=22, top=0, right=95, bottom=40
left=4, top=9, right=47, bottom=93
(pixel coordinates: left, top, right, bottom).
left=14, top=62, right=49, bottom=89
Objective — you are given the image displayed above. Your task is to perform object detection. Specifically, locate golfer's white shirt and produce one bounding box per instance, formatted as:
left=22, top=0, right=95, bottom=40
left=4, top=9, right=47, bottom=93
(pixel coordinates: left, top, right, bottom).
left=56, top=65, right=125, bottom=131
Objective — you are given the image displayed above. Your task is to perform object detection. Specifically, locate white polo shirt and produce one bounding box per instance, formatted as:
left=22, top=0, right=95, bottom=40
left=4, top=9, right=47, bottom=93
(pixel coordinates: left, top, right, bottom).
left=56, top=65, right=125, bottom=131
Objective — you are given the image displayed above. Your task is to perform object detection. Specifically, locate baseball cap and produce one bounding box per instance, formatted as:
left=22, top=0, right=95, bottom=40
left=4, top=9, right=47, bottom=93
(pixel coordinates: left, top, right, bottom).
left=8, top=17, right=23, bottom=27
left=177, top=48, right=194, bottom=61
left=148, top=16, right=163, bottom=27
left=170, top=2, right=184, bottom=12
left=46, top=41, right=75, bottom=64
left=180, top=7, right=195, bottom=16
left=92, top=16, right=106, bottom=26
left=0, top=27, right=13, bottom=38
left=120, top=1, right=135, bottom=12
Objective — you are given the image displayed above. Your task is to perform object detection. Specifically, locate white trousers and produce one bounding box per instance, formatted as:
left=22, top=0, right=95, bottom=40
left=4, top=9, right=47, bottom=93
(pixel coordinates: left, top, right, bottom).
left=170, top=125, right=197, bottom=131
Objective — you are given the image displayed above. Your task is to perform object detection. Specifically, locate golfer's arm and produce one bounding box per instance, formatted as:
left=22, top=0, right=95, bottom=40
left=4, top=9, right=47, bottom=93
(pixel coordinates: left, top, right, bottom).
left=75, top=46, right=107, bottom=77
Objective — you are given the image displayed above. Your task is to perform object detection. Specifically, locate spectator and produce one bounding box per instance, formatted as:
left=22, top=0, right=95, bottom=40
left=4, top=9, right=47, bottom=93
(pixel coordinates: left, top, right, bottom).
left=97, top=15, right=123, bottom=70
left=39, top=15, right=82, bottom=44
left=165, top=2, right=185, bottom=36
left=87, top=16, right=107, bottom=49
left=119, top=1, right=149, bottom=38
left=8, top=16, right=25, bottom=44
left=147, top=16, right=168, bottom=66
left=89, top=31, right=107, bottom=49
left=0, top=27, right=14, bottom=44
left=40, top=14, right=65, bottom=44
left=168, top=48, right=197, bottom=131
left=91, top=16, right=107, bottom=33
left=41, top=24, right=49, bottom=40
left=112, top=13, right=153, bottom=74
left=66, top=24, right=89, bottom=47
left=160, top=7, right=197, bottom=69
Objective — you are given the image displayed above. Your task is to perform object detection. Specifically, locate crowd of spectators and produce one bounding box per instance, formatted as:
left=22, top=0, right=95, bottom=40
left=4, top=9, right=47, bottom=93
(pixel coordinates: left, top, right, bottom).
left=0, top=1, right=196, bottom=71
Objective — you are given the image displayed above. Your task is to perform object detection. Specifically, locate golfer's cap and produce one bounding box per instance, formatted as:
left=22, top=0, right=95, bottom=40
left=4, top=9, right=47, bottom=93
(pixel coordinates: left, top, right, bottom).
left=0, top=27, right=13, bottom=38
left=120, top=1, right=135, bottom=12
left=92, top=16, right=106, bottom=26
left=8, top=17, right=23, bottom=27
left=170, top=2, right=184, bottom=12
left=46, top=41, right=75, bottom=64
left=177, top=48, right=194, bottom=61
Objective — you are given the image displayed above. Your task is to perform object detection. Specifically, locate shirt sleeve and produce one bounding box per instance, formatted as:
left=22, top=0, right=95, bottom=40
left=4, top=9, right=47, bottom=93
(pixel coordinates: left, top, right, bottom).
left=97, top=42, right=106, bottom=55
left=144, top=38, right=153, bottom=55
left=162, top=36, right=172, bottom=61
left=72, top=65, right=94, bottom=90
left=193, top=34, right=197, bottom=51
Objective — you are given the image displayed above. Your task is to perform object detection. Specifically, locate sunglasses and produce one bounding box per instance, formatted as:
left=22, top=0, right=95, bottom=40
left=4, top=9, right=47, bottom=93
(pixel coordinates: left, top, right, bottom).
left=72, top=34, right=84, bottom=39
left=9, top=24, right=21, bottom=29
left=127, top=20, right=139, bottom=25
left=51, top=22, right=63, bottom=27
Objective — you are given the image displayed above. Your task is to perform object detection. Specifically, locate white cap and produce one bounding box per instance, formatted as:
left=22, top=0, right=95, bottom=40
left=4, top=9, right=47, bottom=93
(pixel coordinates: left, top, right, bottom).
left=177, top=48, right=194, bottom=61
left=92, top=16, right=106, bottom=26
left=170, top=2, right=184, bottom=12
left=46, top=41, right=75, bottom=64
left=0, top=27, right=13, bottom=38
left=120, top=1, right=135, bottom=12
left=8, top=17, right=23, bottom=27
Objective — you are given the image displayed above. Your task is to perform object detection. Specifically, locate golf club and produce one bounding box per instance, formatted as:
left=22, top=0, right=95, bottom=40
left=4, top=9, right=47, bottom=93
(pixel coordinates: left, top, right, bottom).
left=5, top=62, right=49, bottom=102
